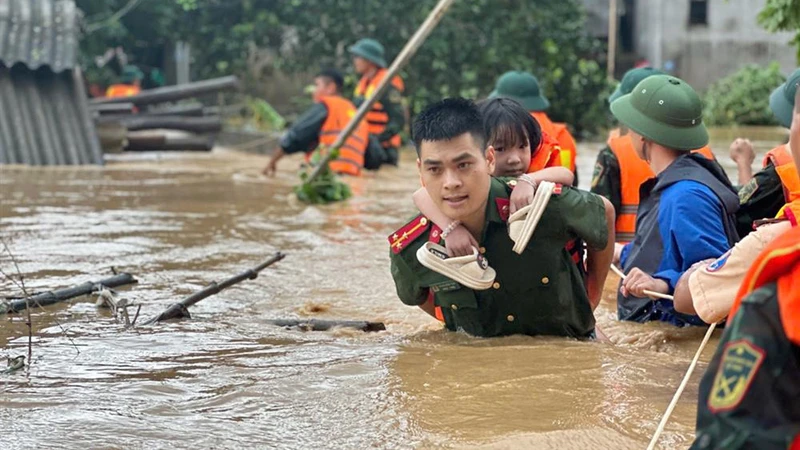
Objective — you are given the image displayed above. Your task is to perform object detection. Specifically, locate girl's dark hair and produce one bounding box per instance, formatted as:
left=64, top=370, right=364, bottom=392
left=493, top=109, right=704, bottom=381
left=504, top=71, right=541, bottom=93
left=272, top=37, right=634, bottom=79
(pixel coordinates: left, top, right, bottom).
left=478, top=97, right=542, bottom=151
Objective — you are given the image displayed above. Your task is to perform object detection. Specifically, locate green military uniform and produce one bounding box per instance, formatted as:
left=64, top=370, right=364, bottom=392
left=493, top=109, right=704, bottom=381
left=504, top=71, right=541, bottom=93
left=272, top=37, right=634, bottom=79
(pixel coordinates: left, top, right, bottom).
left=389, top=178, right=608, bottom=338
left=349, top=39, right=406, bottom=166
left=736, top=163, right=786, bottom=238
left=692, top=282, right=800, bottom=450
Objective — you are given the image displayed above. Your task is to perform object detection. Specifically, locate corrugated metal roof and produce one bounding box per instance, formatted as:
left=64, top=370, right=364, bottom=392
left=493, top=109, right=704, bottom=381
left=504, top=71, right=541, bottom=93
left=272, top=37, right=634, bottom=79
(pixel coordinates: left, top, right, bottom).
left=0, top=0, right=81, bottom=72
left=0, top=65, right=103, bottom=165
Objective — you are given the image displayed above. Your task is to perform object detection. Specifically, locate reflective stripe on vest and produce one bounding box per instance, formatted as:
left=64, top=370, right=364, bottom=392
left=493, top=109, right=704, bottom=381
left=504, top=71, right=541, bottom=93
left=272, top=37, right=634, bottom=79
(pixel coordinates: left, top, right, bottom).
left=317, top=95, right=368, bottom=176
left=527, top=134, right=561, bottom=173
left=355, top=69, right=404, bottom=147
left=608, top=134, right=655, bottom=243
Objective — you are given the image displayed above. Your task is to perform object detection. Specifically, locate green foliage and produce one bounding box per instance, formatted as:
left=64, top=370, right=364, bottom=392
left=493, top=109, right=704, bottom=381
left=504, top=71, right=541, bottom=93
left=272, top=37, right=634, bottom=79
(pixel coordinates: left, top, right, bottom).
left=758, top=0, right=800, bottom=63
left=76, top=0, right=611, bottom=136
left=703, top=63, right=787, bottom=126
left=295, top=148, right=353, bottom=204
left=246, top=98, right=287, bottom=131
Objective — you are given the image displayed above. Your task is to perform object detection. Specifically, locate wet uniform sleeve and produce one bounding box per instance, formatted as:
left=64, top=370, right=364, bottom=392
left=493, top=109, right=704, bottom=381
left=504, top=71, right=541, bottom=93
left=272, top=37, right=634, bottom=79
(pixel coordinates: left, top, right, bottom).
left=692, top=285, right=800, bottom=450
left=377, top=86, right=405, bottom=144
left=553, top=188, right=609, bottom=250
left=735, top=164, right=786, bottom=238
left=279, top=103, right=328, bottom=155
left=656, top=182, right=732, bottom=290
left=390, top=251, right=428, bottom=306
left=590, top=146, right=622, bottom=216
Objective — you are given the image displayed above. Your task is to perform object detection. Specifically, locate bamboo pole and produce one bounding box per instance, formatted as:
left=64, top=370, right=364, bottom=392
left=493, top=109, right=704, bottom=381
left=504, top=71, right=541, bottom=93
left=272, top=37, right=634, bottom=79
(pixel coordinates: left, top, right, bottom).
left=303, top=0, right=458, bottom=185
left=607, top=0, right=618, bottom=79
left=145, top=252, right=285, bottom=324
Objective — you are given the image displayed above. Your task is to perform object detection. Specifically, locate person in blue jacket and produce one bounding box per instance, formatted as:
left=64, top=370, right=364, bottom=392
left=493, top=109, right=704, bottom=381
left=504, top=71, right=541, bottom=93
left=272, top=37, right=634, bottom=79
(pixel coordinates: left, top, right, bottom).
left=609, top=75, right=739, bottom=326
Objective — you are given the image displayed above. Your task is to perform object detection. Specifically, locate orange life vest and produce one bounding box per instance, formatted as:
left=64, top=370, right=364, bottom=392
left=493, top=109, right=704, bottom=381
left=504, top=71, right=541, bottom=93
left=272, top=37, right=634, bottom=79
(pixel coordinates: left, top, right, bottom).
left=607, top=133, right=717, bottom=243
left=730, top=224, right=800, bottom=346
left=355, top=69, right=405, bottom=149
left=608, top=133, right=655, bottom=243
left=314, top=95, right=368, bottom=176
left=762, top=145, right=800, bottom=203
left=531, top=112, right=577, bottom=173
left=105, top=84, right=141, bottom=98
left=526, top=132, right=562, bottom=173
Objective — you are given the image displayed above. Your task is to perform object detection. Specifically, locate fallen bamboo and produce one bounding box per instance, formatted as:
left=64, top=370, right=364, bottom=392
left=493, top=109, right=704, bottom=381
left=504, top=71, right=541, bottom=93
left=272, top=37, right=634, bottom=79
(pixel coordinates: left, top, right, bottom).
left=145, top=252, right=286, bottom=324
left=1, top=273, right=138, bottom=314
left=303, top=0, right=457, bottom=186
left=125, top=134, right=213, bottom=152
left=90, top=76, right=240, bottom=107
left=267, top=319, right=386, bottom=333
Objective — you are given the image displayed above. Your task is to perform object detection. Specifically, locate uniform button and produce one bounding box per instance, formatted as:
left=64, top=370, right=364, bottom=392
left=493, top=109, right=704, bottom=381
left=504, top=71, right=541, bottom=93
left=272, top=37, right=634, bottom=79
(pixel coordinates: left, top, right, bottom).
left=450, top=304, right=458, bottom=311
left=541, top=277, right=549, bottom=285
left=420, top=217, right=428, bottom=225
left=492, top=282, right=500, bottom=289
left=479, top=247, right=486, bottom=254
left=506, top=315, right=515, bottom=322
left=508, top=180, right=517, bottom=187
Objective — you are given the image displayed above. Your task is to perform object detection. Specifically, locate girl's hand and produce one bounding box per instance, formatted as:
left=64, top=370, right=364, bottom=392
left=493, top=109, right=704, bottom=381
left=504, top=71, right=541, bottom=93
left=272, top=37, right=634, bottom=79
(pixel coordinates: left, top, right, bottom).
left=443, top=225, right=479, bottom=257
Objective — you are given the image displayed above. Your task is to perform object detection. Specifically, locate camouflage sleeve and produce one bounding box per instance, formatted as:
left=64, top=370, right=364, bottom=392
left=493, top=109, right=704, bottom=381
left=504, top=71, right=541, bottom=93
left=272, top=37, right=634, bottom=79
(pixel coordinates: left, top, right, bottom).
left=377, top=85, right=405, bottom=144
left=590, top=146, right=622, bottom=217
left=735, top=164, right=786, bottom=239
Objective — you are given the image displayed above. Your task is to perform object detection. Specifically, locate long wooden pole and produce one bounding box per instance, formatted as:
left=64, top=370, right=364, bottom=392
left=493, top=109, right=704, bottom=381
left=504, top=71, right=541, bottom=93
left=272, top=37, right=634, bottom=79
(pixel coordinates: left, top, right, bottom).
left=1, top=273, right=138, bottom=314
left=607, top=0, right=618, bottom=79
left=304, top=0, right=458, bottom=184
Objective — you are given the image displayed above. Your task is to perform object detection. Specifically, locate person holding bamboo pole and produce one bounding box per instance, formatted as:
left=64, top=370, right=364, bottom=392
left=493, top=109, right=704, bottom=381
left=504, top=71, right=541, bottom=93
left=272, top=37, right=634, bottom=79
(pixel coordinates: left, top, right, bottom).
left=609, top=75, right=740, bottom=326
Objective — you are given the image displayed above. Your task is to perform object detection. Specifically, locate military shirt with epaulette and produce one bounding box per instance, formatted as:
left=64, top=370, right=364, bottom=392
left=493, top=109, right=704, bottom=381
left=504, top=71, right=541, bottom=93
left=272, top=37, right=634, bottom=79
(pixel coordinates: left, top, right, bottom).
left=389, top=178, right=608, bottom=338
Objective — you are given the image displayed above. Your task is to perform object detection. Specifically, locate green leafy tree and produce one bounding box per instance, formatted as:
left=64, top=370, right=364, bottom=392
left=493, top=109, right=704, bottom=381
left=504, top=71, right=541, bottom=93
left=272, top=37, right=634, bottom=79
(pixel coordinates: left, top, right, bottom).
left=703, top=63, right=786, bottom=126
left=758, top=0, right=800, bottom=63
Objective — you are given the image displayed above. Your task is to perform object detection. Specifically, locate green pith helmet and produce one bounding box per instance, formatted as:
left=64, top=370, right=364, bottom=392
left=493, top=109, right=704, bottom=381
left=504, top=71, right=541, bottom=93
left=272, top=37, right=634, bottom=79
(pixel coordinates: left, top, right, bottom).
left=770, top=68, right=800, bottom=128
left=348, top=38, right=387, bottom=68
left=488, top=71, right=550, bottom=112
left=120, top=65, right=144, bottom=84
left=610, top=75, right=708, bottom=151
left=609, top=67, right=665, bottom=104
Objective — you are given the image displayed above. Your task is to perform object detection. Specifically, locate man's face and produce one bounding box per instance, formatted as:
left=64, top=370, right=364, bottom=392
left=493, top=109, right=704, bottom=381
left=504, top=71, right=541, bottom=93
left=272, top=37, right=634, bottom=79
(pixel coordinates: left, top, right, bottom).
left=491, top=140, right=531, bottom=177
left=352, top=57, right=371, bottom=75
left=312, top=77, right=336, bottom=101
left=417, top=133, right=495, bottom=223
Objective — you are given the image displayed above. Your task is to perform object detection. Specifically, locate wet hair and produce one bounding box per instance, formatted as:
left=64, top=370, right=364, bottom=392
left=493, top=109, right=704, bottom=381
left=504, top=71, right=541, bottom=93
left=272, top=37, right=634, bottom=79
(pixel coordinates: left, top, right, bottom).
left=316, top=68, right=344, bottom=93
left=478, top=97, right=542, bottom=152
left=412, top=97, right=485, bottom=155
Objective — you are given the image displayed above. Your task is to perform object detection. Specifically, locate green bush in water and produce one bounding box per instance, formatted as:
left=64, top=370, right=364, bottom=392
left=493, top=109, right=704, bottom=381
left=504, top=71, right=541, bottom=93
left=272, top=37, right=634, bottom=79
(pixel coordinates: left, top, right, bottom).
left=294, top=147, right=353, bottom=204
left=703, top=63, right=787, bottom=126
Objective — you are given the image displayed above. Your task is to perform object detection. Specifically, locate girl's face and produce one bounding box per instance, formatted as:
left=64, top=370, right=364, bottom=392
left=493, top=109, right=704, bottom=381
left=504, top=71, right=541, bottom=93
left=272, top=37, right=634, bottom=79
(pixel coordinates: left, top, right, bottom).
left=490, top=136, right=532, bottom=177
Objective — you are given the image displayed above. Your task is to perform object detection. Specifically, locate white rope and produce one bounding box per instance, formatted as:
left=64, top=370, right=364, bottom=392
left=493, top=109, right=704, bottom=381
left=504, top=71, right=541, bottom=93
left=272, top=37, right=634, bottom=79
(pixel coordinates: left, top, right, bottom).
left=610, top=264, right=675, bottom=301
left=646, top=322, right=718, bottom=449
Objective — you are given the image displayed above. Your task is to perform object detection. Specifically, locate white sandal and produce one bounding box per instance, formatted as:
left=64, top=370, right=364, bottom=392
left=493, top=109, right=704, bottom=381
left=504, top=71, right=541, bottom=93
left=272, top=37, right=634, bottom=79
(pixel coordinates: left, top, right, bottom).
left=416, top=242, right=497, bottom=290
left=508, top=181, right=556, bottom=254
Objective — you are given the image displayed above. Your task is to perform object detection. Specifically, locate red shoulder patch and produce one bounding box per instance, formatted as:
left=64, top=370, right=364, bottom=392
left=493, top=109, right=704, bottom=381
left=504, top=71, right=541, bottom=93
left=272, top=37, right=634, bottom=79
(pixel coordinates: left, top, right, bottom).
left=388, top=215, right=431, bottom=254
left=496, top=198, right=510, bottom=222
left=553, top=183, right=563, bottom=195
left=429, top=224, right=443, bottom=243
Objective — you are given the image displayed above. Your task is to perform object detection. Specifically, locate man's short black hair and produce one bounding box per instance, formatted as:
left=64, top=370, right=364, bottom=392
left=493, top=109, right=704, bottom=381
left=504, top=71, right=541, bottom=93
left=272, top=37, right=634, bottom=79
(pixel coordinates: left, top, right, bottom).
left=412, top=97, right=485, bottom=155
left=478, top=97, right=542, bottom=152
left=316, top=68, right=344, bottom=93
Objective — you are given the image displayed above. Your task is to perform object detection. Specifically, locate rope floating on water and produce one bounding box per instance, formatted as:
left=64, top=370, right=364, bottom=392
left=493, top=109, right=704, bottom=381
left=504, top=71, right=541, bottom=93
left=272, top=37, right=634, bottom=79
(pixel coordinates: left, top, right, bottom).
left=646, top=322, right=718, bottom=450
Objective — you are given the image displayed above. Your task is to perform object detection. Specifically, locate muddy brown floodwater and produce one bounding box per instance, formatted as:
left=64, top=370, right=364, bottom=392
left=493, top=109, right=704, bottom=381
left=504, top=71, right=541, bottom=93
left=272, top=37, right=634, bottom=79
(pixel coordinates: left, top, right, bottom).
left=0, top=129, right=788, bottom=450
